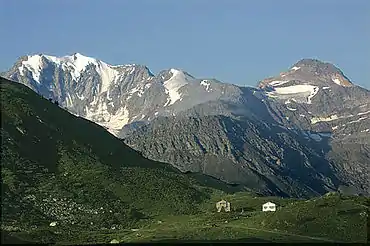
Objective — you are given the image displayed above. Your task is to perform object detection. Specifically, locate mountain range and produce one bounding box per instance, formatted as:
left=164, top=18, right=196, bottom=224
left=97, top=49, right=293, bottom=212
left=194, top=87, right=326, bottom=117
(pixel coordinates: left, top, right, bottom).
left=2, top=53, right=370, bottom=197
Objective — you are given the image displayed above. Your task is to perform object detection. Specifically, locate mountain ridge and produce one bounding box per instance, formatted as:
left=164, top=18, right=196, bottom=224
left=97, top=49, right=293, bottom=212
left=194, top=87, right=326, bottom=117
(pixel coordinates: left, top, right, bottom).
left=3, top=52, right=370, bottom=197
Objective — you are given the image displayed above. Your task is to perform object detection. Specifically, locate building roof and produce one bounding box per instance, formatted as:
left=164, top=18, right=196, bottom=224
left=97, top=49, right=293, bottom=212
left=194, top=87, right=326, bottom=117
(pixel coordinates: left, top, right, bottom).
left=263, top=202, right=276, bottom=206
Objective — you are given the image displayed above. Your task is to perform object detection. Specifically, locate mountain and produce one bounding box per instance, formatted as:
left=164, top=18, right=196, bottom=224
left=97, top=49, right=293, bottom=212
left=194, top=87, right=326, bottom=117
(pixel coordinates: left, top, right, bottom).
left=3, top=53, right=370, bottom=197
left=257, top=58, right=369, bottom=134
left=0, top=77, right=245, bottom=239
left=254, top=59, right=370, bottom=195
left=124, top=114, right=345, bottom=197
left=4, top=53, right=253, bottom=136
left=1, top=77, right=369, bottom=244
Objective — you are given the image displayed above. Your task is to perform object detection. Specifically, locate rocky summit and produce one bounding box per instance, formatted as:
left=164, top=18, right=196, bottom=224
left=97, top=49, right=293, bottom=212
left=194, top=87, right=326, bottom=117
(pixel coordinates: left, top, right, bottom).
left=3, top=53, right=370, bottom=197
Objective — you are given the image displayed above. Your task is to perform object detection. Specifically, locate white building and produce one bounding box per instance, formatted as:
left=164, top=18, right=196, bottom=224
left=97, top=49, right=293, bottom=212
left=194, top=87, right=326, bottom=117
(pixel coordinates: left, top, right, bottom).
left=262, top=202, right=276, bottom=212
left=216, top=200, right=231, bottom=212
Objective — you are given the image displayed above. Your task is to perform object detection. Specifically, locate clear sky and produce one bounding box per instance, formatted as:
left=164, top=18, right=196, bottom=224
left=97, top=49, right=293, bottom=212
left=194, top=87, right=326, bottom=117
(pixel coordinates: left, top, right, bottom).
left=0, top=0, right=369, bottom=88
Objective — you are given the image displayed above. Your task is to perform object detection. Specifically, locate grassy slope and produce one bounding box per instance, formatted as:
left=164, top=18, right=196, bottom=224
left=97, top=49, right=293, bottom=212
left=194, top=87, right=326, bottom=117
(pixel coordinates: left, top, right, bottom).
left=1, top=78, right=369, bottom=244
left=0, top=78, right=228, bottom=238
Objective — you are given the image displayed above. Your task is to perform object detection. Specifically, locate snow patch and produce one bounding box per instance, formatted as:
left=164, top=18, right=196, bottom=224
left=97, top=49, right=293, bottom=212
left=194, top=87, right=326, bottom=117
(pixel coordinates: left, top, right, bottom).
left=200, top=80, right=211, bottom=91
left=127, top=86, right=145, bottom=99
left=267, top=85, right=319, bottom=104
left=163, top=69, right=190, bottom=106
left=29, top=53, right=120, bottom=92
left=269, top=80, right=290, bottom=86
left=76, top=93, right=85, bottom=100
left=332, top=78, right=342, bottom=85
left=271, top=85, right=315, bottom=95
left=85, top=104, right=130, bottom=135
left=46, top=53, right=100, bottom=81
left=332, top=126, right=339, bottom=130
left=299, top=114, right=305, bottom=117
left=96, top=84, right=100, bottom=94
left=164, top=97, right=171, bottom=107
left=358, top=111, right=370, bottom=116
left=18, top=66, right=24, bottom=76
left=348, top=117, right=368, bottom=124
left=90, top=96, right=98, bottom=107
left=311, top=115, right=339, bottom=124
left=110, top=64, right=135, bottom=68
left=21, top=55, right=43, bottom=83
left=287, top=106, right=297, bottom=111
left=107, top=90, right=112, bottom=101
left=307, top=86, right=319, bottom=104
left=361, top=129, right=370, bottom=133
left=322, top=86, right=330, bottom=90
left=291, top=66, right=301, bottom=71
left=99, top=62, right=118, bottom=93
left=129, top=67, right=135, bottom=75
left=66, top=93, right=73, bottom=107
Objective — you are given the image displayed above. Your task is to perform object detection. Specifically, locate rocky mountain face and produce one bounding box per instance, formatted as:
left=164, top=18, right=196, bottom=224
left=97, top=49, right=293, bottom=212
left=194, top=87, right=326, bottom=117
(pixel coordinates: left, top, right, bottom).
left=253, top=59, right=370, bottom=195
left=124, top=115, right=344, bottom=197
left=257, top=59, right=370, bottom=134
left=3, top=53, right=370, bottom=197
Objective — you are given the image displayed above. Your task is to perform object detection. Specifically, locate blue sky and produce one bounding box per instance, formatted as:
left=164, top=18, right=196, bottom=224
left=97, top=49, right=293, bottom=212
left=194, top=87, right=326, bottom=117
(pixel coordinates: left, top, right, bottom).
left=0, top=0, right=369, bottom=88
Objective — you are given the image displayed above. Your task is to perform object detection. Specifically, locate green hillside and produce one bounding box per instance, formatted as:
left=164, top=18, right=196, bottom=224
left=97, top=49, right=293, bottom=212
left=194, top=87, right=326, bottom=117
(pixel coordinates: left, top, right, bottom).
left=1, top=77, right=368, bottom=244
left=0, top=78, right=235, bottom=236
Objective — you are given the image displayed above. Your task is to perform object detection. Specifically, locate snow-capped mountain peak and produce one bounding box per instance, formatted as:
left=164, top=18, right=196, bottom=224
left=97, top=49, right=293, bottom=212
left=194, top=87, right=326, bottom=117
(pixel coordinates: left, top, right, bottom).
left=19, top=55, right=44, bottom=83
left=257, top=58, right=356, bottom=106
left=259, top=58, right=353, bottom=88
left=289, top=58, right=353, bottom=87
left=6, top=53, right=227, bottom=135
left=162, top=69, right=193, bottom=106
left=6, top=54, right=367, bottom=143
left=18, top=53, right=114, bottom=84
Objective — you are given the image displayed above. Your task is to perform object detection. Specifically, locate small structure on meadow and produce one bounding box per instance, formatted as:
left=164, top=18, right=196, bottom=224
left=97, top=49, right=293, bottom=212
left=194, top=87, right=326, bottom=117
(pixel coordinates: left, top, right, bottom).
left=110, top=239, right=120, bottom=244
left=216, top=200, right=231, bottom=212
left=262, top=202, right=276, bottom=212
left=49, top=221, right=57, bottom=227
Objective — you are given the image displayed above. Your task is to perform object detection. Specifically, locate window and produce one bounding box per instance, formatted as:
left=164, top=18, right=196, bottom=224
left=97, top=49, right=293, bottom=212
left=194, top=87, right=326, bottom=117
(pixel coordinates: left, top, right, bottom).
left=269, top=206, right=274, bottom=209
left=263, top=206, right=268, bottom=209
